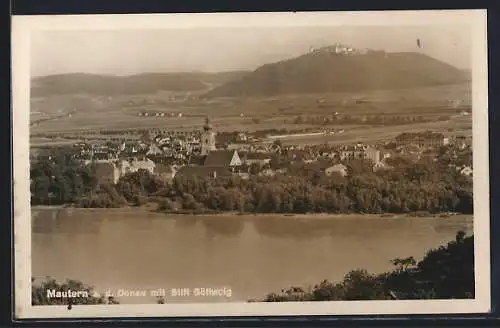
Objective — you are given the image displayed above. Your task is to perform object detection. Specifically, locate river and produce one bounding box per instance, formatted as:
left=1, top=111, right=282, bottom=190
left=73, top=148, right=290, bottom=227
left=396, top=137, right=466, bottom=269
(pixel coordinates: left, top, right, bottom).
left=31, top=207, right=473, bottom=304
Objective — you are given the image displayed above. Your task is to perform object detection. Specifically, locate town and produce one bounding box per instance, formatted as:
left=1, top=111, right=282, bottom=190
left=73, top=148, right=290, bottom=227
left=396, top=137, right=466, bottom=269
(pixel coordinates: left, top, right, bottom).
left=30, top=115, right=473, bottom=214
left=31, top=117, right=473, bottom=185
left=27, top=17, right=481, bottom=310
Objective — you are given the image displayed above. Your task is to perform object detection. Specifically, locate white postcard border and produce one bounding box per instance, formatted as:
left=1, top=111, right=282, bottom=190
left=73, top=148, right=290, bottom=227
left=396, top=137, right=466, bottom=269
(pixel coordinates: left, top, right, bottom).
left=12, top=10, right=490, bottom=319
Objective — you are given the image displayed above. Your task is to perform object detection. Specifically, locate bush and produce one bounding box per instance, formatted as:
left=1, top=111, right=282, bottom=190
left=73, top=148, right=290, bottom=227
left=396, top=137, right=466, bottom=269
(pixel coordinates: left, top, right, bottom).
left=156, top=197, right=175, bottom=211
left=32, top=277, right=114, bottom=305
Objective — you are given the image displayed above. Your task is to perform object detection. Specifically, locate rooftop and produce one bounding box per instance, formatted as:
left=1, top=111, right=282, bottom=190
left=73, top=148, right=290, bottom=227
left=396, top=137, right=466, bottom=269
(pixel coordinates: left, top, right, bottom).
left=176, top=166, right=232, bottom=178
left=204, top=150, right=238, bottom=167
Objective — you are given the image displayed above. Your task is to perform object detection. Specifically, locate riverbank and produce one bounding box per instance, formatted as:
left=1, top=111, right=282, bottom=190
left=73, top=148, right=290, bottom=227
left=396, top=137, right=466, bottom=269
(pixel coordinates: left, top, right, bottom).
left=31, top=205, right=473, bottom=221
left=158, top=210, right=472, bottom=220
left=31, top=205, right=66, bottom=209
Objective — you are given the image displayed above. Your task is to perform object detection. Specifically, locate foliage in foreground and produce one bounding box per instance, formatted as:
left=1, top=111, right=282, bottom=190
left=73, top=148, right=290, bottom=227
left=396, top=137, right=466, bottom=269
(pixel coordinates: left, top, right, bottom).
left=32, top=278, right=119, bottom=305
left=262, top=231, right=474, bottom=301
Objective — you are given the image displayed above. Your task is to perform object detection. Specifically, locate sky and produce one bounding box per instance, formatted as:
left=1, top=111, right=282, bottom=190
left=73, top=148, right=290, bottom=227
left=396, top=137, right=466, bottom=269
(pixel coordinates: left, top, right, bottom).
left=30, top=25, right=471, bottom=77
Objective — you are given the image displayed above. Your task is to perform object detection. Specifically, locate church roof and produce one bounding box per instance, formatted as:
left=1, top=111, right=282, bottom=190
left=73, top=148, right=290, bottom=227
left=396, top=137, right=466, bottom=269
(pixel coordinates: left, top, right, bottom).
left=188, top=155, right=207, bottom=166
left=203, top=150, right=238, bottom=167
left=245, top=152, right=274, bottom=160
left=175, top=166, right=232, bottom=179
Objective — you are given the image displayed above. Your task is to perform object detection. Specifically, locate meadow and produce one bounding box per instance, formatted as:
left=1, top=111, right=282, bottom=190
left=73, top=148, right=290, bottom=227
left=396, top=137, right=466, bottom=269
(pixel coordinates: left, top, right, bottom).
left=29, top=82, right=471, bottom=146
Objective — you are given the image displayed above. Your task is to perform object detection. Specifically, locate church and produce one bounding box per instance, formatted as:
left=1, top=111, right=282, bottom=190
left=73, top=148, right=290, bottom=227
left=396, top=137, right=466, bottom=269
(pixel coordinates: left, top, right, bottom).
left=200, top=117, right=242, bottom=171
left=176, top=118, right=243, bottom=180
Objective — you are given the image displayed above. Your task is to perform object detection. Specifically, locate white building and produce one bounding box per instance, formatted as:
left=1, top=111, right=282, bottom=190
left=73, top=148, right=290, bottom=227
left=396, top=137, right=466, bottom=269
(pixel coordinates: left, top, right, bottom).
left=325, top=164, right=348, bottom=177
left=129, top=158, right=156, bottom=174
left=364, top=147, right=381, bottom=164
left=146, top=144, right=163, bottom=156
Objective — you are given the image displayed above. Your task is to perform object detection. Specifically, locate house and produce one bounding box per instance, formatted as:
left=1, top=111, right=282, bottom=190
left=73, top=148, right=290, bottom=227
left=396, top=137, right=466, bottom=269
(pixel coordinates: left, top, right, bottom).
left=227, top=142, right=251, bottom=151
left=155, top=164, right=177, bottom=182
left=382, top=151, right=393, bottom=160
left=120, top=141, right=138, bottom=153
left=324, top=164, right=348, bottom=177
left=116, top=159, right=132, bottom=176
left=130, top=150, right=149, bottom=161
left=364, top=147, right=381, bottom=164
left=269, top=142, right=282, bottom=153
left=203, top=150, right=242, bottom=172
left=237, top=132, right=248, bottom=142
left=276, top=168, right=288, bottom=175
left=175, top=166, right=233, bottom=180
left=92, top=151, right=113, bottom=161
left=304, top=158, right=319, bottom=164
left=243, top=152, right=273, bottom=167
left=146, top=143, right=163, bottom=156
left=373, top=161, right=393, bottom=172
left=320, top=151, right=337, bottom=159
left=287, top=150, right=312, bottom=162
left=258, top=169, right=276, bottom=177
left=395, top=132, right=446, bottom=148
left=400, top=144, right=421, bottom=155
left=340, top=148, right=364, bottom=161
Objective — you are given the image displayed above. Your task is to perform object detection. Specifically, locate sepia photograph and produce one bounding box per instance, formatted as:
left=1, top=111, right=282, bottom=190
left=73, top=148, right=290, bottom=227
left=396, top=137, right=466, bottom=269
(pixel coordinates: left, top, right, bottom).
left=12, top=10, right=490, bottom=319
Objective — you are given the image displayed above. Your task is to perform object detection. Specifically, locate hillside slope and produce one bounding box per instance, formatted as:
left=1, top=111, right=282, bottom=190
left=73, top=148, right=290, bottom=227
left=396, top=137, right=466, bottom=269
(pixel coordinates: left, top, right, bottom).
left=31, top=71, right=249, bottom=97
left=204, top=51, right=470, bottom=98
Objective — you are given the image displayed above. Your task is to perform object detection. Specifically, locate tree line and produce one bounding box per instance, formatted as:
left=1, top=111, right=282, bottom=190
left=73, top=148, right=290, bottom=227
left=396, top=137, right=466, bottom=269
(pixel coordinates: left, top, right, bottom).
left=153, top=157, right=472, bottom=214
left=30, top=146, right=472, bottom=214
left=30, top=149, right=98, bottom=206
left=290, top=114, right=449, bottom=126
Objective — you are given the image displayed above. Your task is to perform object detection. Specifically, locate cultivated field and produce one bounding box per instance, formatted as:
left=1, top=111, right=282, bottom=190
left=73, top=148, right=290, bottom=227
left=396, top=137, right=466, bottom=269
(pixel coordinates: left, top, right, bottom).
left=30, top=82, right=472, bottom=145
left=272, top=115, right=472, bottom=146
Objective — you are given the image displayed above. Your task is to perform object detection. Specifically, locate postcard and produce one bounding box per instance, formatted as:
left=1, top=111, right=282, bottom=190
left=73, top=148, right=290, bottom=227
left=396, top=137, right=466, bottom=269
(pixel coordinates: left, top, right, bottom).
left=12, top=9, right=490, bottom=319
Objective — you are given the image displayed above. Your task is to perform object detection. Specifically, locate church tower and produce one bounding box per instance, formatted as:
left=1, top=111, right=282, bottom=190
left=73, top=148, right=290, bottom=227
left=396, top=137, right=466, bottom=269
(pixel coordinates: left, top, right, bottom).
left=201, top=117, right=216, bottom=155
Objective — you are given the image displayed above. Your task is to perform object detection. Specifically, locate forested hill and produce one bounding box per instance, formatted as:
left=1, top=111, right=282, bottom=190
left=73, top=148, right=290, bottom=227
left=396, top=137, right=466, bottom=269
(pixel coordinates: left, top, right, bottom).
left=204, top=50, right=470, bottom=98
left=31, top=71, right=249, bottom=97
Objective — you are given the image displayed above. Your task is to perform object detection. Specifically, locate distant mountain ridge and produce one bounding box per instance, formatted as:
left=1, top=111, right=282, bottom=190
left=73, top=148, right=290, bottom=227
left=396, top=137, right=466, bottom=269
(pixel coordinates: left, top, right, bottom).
left=32, top=49, right=470, bottom=98
left=204, top=50, right=470, bottom=98
left=31, top=71, right=249, bottom=97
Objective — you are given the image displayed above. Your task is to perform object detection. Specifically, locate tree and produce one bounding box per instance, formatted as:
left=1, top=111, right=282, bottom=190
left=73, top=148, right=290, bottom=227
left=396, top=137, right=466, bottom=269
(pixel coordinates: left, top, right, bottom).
left=249, top=163, right=261, bottom=175
left=391, top=256, right=417, bottom=272
left=30, top=150, right=98, bottom=205
left=32, top=277, right=111, bottom=305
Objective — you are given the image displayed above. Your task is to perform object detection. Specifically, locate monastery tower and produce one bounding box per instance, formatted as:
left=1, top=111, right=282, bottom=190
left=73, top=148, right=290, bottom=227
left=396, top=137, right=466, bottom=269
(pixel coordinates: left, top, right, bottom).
left=201, top=117, right=216, bottom=155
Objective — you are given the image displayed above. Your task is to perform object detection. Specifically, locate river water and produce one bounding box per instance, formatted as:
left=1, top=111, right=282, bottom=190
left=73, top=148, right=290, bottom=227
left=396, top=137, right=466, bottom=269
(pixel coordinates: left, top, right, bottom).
left=31, top=208, right=473, bottom=304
